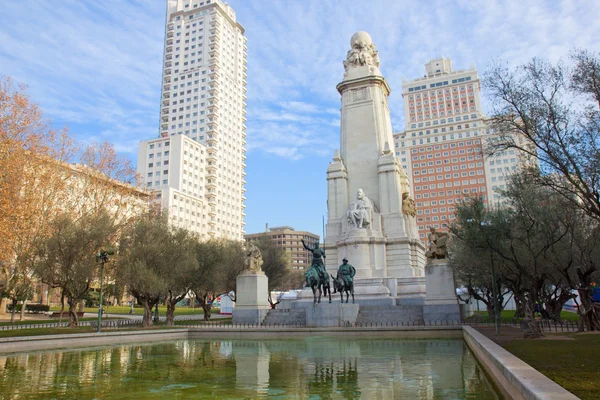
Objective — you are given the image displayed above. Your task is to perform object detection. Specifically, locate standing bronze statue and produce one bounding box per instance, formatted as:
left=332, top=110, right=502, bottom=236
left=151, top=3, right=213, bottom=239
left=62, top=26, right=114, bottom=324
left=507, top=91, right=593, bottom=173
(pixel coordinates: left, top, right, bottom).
left=331, top=258, right=355, bottom=303
left=301, top=239, right=331, bottom=304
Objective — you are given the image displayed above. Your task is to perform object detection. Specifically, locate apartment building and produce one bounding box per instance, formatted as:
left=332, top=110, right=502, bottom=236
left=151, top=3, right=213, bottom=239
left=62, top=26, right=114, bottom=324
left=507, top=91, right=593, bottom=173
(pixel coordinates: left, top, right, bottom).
left=245, top=226, right=320, bottom=270
left=138, top=0, right=247, bottom=240
left=394, top=57, right=524, bottom=239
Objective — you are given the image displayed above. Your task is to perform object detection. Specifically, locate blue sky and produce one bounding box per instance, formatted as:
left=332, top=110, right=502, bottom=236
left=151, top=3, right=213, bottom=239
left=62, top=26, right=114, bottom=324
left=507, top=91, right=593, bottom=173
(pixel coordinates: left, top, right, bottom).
left=1, top=0, right=598, bottom=237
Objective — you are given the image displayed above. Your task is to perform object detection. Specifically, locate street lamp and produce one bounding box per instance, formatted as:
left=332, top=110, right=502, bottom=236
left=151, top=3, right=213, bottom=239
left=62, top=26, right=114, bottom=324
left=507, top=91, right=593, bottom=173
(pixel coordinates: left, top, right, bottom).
left=95, top=247, right=114, bottom=333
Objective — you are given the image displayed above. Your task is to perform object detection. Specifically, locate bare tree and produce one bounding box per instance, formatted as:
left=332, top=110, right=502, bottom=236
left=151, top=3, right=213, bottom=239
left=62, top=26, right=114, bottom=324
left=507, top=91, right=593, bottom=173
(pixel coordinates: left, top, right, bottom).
left=484, top=50, right=600, bottom=222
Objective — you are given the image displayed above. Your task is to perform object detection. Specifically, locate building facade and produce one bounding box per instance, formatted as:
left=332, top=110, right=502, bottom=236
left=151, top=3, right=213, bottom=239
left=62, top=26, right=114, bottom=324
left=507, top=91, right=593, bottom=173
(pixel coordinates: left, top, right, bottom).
left=140, top=0, right=247, bottom=240
left=393, top=57, right=524, bottom=240
left=245, top=226, right=320, bottom=270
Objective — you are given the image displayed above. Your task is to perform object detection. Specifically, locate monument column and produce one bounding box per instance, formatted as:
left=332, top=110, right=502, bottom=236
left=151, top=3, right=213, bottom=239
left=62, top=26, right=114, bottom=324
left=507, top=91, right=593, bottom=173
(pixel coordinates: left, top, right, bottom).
left=325, top=31, right=425, bottom=285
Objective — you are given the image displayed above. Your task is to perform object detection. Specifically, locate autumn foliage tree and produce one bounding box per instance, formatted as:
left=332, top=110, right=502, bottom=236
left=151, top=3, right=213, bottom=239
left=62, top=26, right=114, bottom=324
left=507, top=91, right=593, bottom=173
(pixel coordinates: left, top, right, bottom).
left=0, top=76, right=71, bottom=316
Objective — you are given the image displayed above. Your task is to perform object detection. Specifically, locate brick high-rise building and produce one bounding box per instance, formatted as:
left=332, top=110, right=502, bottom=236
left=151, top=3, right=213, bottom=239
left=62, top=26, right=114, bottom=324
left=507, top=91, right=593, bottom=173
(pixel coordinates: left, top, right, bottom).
left=138, top=0, right=247, bottom=240
left=394, top=57, right=527, bottom=240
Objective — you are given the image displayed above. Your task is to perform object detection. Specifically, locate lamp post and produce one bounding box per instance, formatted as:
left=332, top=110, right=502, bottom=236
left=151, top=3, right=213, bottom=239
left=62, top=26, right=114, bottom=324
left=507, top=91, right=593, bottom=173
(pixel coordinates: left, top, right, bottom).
left=480, top=220, right=501, bottom=335
left=467, top=218, right=501, bottom=335
left=95, top=247, right=114, bottom=333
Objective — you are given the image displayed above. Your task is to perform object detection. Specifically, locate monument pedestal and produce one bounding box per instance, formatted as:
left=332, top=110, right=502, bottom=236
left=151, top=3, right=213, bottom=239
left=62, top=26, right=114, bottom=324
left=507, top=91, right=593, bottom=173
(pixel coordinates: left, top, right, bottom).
left=295, top=277, right=394, bottom=307
left=423, top=259, right=460, bottom=323
left=306, top=303, right=360, bottom=327
left=232, top=271, right=270, bottom=325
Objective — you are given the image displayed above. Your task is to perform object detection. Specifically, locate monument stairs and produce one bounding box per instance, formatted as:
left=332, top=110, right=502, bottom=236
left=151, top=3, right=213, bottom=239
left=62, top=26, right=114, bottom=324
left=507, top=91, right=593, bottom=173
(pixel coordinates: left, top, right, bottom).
left=261, top=309, right=306, bottom=326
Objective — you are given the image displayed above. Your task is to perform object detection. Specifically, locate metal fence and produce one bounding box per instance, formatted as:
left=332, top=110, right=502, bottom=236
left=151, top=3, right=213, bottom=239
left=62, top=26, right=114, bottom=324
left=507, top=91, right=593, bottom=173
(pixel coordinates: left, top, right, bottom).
left=0, top=316, right=586, bottom=333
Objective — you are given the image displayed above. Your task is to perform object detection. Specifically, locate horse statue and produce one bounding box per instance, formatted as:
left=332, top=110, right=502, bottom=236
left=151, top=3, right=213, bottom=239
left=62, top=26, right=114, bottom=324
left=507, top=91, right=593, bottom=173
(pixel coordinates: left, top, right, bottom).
left=302, top=239, right=332, bottom=305
left=331, top=273, right=355, bottom=304
left=306, top=265, right=331, bottom=304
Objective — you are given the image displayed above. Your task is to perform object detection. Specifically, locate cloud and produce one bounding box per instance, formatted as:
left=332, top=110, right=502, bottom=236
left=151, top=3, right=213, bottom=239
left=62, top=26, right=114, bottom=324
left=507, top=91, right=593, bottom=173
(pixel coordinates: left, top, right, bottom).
left=1, top=0, right=598, bottom=163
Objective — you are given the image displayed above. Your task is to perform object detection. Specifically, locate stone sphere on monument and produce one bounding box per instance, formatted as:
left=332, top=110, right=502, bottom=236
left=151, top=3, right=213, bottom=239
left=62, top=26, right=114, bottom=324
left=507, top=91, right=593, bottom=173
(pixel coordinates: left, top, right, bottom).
left=350, top=31, right=373, bottom=47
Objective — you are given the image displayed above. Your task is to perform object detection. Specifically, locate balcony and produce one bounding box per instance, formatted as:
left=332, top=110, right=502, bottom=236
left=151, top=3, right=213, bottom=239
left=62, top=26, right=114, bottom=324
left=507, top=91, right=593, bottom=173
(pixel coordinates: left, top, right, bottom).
left=209, top=46, right=220, bottom=57
left=206, top=180, right=216, bottom=189
left=161, top=108, right=169, bottom=115
left=207, top=124, right=217, bottom=134
left=164, top=68, right=172, bottom=75
left=161, top=116, right=169, bottom=123
left=207, top=152, right=217, bottom=162
left=208, top=69, right=220, bottom=79
left=208, top=208, right=216, bottom=216
left=166, top=39, right=173, bottom=46
left=167, top=32, right=174, bottom=38
left=162, top=100, right=169, bottom=106
left=166, top=45, right=173, bottom=53
left=207, top=134, right=218, bottom=145
left=166, top=54, right=172, bottom=61
left=161, top=130, right=169, bottom=137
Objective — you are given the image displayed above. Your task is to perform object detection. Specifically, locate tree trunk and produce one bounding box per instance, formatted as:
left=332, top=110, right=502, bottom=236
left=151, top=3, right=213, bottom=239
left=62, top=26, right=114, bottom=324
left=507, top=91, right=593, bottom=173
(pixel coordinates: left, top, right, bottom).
left=166, top=299, right=176, bottom=326
left=58, top=291, right=65, bottom=326
left=10, top=299, right=17, bottom=323
left=523, top=294, right=543, bottom=338
left=544, top=290, right=572, bottom=322
left=141, top=298, right=153, bottom=328
left=513, top=295, right=526, bottom=318
left=577, top=287, right=600, bottom=331
left=68, top=299, right=79, bottom=328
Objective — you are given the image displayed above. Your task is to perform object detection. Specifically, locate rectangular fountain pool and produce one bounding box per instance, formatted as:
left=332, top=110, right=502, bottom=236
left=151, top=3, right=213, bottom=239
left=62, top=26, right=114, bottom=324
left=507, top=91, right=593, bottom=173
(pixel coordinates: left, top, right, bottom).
left=0, top=338, right=498, bottom=399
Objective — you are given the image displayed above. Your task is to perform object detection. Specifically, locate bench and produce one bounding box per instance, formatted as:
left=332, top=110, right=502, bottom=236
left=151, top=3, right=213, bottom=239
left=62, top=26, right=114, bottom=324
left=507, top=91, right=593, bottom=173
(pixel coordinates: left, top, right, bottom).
left=49, top=311, right=85, bottom=318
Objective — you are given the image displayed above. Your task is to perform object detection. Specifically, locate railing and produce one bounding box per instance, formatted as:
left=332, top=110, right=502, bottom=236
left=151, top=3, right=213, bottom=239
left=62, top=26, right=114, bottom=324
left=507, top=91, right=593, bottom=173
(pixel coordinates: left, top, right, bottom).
left=0, top=316, right=585, bottom=333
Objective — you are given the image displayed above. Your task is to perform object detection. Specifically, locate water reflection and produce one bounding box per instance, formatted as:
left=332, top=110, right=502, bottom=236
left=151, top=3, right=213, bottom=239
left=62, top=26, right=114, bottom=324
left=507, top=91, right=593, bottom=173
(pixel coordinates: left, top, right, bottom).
left=0, top=338, right=497, bottom=399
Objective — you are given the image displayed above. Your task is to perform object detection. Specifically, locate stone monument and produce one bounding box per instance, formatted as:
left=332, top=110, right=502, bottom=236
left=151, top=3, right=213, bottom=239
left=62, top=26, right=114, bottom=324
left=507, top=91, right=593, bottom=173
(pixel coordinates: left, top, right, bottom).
left=423, top=228, right=460, bottom=322
left=324, top=31, right=426, bottom=303
left=232, top=242, right=270, bottom=324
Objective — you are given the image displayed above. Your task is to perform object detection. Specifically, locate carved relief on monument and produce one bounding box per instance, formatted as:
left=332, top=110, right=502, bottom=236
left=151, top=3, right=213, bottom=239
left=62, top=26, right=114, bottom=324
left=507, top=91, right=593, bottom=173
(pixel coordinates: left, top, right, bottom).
left=343, top=31, right=381, bottom=77
left=351, top=88, right=367, bottom=102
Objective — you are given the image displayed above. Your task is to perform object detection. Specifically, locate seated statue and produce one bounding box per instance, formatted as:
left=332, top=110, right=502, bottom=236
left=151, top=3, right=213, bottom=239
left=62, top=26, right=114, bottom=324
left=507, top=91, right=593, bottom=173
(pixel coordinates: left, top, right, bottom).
left=244, top=242, right=263, bottom=273
left=425, top=227, right=450, bottom=259
left=347, top=188, right=373, bottom=229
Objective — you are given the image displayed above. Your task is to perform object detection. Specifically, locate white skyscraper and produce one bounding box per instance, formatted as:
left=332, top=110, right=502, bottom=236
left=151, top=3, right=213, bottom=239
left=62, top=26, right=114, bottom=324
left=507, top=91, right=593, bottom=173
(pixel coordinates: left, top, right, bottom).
left=138, top=0, right=247, bottom=240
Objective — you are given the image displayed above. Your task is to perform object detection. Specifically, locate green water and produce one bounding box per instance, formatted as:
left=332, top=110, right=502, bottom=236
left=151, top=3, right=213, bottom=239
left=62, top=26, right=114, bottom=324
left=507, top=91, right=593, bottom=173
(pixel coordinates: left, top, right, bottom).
left=0, top=338, right=497, bottom=399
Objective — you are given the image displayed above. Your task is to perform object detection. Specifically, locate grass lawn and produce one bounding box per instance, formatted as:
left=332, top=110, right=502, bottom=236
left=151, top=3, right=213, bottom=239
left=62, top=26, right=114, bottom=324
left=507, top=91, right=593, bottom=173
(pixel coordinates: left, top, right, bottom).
left=504, top=333, right=600, bottom=400
left=48, top=305, right=220, bottom=316
left=0, top=317, right=123, bottom=327
left=471, top=310, right=580, bottom=322
left=0, top=326, right=97, bottom=338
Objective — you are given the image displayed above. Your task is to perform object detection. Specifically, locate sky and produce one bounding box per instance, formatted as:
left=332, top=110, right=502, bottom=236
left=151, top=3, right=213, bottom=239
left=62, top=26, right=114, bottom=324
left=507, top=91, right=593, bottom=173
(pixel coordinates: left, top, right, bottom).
left=1, top=0, right=599, bottom=237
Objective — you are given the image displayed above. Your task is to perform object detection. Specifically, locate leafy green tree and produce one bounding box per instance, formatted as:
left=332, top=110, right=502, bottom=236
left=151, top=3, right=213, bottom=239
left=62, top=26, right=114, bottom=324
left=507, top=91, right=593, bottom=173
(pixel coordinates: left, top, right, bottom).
left=34, top=211, right=116, bottom=327
left=117, top=211, right=196, bottom=327
left=188, top=239, right=245, bottom=321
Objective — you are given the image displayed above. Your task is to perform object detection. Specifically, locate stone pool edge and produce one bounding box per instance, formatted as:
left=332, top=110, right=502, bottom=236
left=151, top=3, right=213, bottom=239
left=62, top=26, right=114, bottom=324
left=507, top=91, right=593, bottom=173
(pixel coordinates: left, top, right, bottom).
left=0, top=326, right=461, bottom=354
left=462, top=326, right=579, bottom=400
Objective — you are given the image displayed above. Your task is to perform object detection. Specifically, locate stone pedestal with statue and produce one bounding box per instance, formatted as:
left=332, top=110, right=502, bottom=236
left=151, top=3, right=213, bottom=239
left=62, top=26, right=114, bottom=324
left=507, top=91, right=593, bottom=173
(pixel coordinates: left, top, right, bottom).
left=232, top=243, right=270, bottom=324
